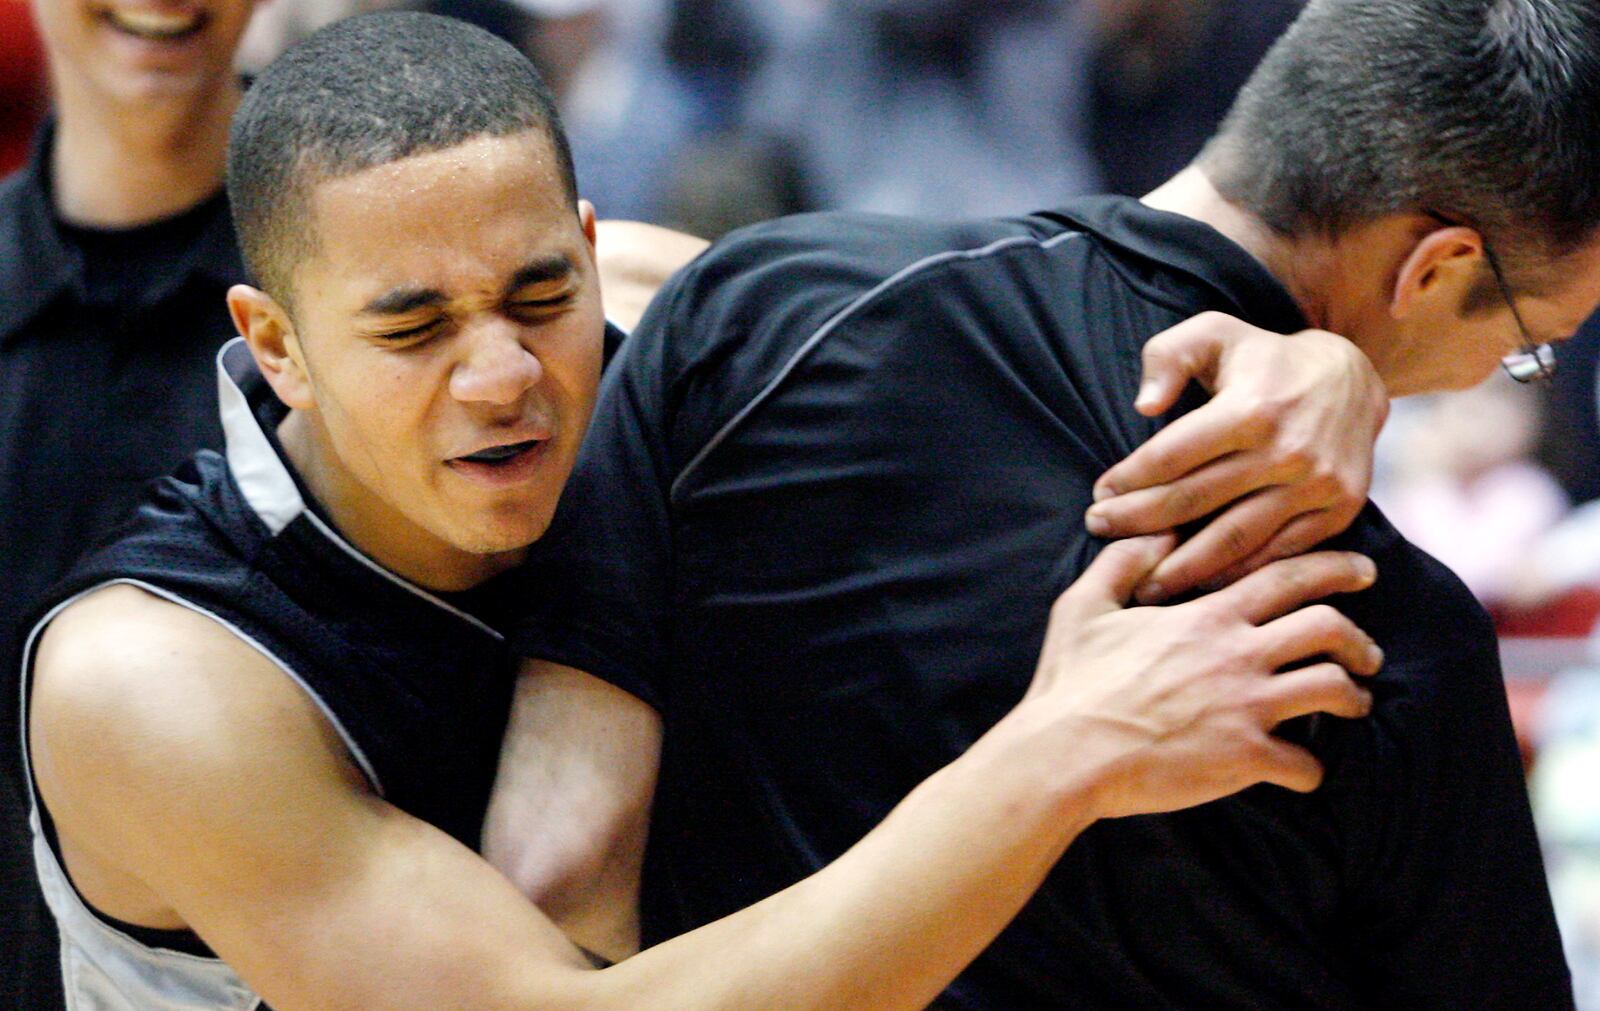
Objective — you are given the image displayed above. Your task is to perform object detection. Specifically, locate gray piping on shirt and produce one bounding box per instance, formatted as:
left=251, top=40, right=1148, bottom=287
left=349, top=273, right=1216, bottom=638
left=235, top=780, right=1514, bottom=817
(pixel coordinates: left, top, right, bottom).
left=669, top=229, right=1087, bottom=501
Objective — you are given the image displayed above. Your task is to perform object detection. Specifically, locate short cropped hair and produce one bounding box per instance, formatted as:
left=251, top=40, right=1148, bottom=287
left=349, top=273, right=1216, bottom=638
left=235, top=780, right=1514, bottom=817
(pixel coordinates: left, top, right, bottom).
left=228, top=12, right=577, bottom=304
left=1200, top=0, right=1600, bottom=280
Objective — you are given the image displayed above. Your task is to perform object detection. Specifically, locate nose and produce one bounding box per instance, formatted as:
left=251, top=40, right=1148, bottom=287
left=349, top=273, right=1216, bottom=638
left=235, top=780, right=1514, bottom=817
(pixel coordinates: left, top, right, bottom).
left=449, top=317, right=543, bottom=407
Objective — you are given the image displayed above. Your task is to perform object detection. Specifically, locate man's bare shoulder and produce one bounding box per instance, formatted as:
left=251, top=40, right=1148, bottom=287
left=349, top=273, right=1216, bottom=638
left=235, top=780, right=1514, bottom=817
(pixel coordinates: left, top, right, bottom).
left=30, top=583, right=361, bottom=851
left=33, top=584, right=299, bottom=744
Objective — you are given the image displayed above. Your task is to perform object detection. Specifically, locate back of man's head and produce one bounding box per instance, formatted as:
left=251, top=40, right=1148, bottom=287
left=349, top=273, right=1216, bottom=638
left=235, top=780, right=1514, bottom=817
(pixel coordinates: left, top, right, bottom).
left=1200, top=0, right=1600, bottom=278
left=227, top=11, right=576, bottom=305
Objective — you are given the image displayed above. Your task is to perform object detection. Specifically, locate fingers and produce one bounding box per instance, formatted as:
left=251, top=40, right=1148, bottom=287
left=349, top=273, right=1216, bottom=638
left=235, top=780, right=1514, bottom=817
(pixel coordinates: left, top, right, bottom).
left=1132, top=490, right=1300, bottom=603
left=1203, top=551, right=1377, bottom=627
left=1092, top=398, right=1265, bottom=504
left=1256, top=604, right=1383, bottom=677
left=1133, top=316, right=1217, bottom=417
left=1130, top=311, right=1264, bottom=418
left=1249, top=737, right=1326, bottom=794
left=1257, top=662, right=1374, bottom=726
left=1055, top=533, right=1178, bottom=619
left=1088, top=449, right=1284, bottom=539
left=1183, top=508, right=1348, bottom=591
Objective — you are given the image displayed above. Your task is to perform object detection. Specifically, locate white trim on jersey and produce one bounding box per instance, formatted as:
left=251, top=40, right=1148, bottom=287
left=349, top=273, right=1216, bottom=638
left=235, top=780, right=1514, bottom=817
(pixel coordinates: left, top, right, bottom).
left=19, top=579, right=385, bottom=802
left=219, top=338, right=303, bottom=537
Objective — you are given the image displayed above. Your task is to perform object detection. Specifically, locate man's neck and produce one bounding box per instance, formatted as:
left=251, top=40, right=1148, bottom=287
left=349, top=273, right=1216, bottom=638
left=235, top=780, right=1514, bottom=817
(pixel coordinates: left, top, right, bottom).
left=49, top=81, right=240, bottom=228
left=277, top=410, right=526, bottom=594
left=1141, top=166, right=1346, bottom=333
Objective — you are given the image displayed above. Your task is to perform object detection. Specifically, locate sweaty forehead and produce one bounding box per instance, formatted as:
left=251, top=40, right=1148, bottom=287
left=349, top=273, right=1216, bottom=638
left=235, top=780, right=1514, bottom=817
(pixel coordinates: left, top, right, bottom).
left=293, top=134, right=581, bottom=302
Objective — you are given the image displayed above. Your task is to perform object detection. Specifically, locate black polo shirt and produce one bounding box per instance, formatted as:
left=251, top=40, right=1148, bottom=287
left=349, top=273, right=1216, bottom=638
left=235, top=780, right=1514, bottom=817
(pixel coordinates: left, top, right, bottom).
left=0, top=127, right=245, bottom=1011
left=515, top=197, right=1571, bottom=1008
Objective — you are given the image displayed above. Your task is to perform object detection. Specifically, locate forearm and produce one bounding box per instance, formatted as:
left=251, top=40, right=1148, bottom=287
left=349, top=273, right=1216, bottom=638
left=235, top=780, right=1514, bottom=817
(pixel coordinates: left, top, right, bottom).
left=583, top=710, right=1103, bottom=1010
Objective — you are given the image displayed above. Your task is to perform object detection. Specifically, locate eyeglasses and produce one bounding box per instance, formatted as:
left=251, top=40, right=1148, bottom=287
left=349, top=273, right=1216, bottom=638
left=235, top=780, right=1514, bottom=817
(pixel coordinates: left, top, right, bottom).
left=1425, top=210, right=1555, bottom=384
left=1480, top=241, right=1556, bottom=383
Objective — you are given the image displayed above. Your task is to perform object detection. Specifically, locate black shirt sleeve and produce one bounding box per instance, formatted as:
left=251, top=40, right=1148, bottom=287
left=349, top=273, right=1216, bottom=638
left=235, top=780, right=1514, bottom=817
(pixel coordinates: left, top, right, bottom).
left=1322, top=536, right=1573, bottom=1007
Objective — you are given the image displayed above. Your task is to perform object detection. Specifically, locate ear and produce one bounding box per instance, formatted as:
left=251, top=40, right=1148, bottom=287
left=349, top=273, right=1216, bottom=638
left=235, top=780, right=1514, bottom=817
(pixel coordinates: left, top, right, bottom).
left=1391, top=223, right=1484, bottom=320
left=226, top=284, right=314, bottom=410
left=579, top=198, right=598, bottom=251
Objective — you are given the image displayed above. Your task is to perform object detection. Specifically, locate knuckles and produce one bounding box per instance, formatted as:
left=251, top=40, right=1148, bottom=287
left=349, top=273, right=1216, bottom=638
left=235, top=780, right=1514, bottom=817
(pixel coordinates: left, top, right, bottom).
left=1273, top=443, right=1315, bottom=480
left=1301, top=465, right=1344, bottom=502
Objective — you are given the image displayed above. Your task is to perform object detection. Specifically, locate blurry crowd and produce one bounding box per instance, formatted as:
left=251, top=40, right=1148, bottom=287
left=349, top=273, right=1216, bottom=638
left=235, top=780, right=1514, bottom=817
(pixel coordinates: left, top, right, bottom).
left=6, top=0, right=1600, bottom=1003
left=232, top=0, right=1302, bottom=230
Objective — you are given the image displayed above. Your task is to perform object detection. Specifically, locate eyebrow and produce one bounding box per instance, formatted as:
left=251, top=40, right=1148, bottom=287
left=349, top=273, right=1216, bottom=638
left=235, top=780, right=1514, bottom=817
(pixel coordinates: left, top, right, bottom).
left=358, top=255, right=577, bottom=317
left=360, top=286, right=447, bottom=317
left=505, top=255, right=577, bottom=295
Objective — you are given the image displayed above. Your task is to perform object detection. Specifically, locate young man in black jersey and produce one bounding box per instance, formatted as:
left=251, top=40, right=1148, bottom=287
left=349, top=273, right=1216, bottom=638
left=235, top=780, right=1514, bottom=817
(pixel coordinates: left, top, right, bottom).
left=19, top=13, right=1389, bottom=1010
left=0, top=2, right=705, bottom=1005
left=498, top=1, right=1600, bottom=1006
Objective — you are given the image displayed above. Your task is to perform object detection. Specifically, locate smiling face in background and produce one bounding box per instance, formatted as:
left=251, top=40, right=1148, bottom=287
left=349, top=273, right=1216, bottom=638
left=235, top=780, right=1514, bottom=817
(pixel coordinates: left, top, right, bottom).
left=29, top=0, right=257, bottom=106
left=250, top=130, right=606, bottom=590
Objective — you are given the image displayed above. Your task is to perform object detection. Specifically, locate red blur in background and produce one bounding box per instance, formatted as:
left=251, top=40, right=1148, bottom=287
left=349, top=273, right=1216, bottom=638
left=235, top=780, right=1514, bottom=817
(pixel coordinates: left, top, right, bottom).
left=0, top=0, right=48, bottom=177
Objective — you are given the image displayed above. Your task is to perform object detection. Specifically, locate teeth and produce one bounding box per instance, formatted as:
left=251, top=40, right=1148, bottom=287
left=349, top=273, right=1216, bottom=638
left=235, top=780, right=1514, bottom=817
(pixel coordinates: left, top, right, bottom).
left=105, top=7, right=203, bottom=38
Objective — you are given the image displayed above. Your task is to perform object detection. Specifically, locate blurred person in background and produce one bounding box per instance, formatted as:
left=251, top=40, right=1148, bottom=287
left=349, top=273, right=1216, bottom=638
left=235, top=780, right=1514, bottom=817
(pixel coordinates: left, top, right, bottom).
left=658, top=0, right=764, bottom=128
left=729, top=0, right=1307, bottom=218
left=1540, top=314, right=1600, bottom=504
left=0, top=0, right=48, bottom=175
left=1517, top=311, right=1600, bottom=1011
left=1505, top=500, right=1600, bottom=618
left=234, top=0, right=358, bottom=75
left=1533, top=666, right=1600, bottom=1009
left=739, top=0, right=1102, bottom=216
left=0, top=0, right=261, bottom=1005
left=1373, top=376, right=1569, bottom=608
left=516, top=0, right=701, bottom=223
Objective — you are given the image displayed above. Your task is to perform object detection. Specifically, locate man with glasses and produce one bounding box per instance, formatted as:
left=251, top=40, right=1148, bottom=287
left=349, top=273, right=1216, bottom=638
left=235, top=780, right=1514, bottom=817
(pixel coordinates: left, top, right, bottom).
left=497, top=1, right=1600, bottom=1006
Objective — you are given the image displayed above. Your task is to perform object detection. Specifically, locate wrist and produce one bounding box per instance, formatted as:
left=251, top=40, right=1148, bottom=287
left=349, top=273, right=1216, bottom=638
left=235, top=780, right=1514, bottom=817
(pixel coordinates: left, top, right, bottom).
left=967, top=702, right=1131, bottom=833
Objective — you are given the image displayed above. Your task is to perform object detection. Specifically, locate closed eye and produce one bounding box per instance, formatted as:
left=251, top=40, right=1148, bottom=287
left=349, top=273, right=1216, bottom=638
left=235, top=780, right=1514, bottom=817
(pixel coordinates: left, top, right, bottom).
left=373, top=318, right=445, bottom=342
left=508, top=294, right=575, bottom=318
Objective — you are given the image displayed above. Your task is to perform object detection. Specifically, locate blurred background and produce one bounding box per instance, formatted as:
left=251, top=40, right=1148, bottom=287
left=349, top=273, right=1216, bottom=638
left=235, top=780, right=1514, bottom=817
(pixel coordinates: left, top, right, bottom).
left=7, top=0, right=1600, bottom=1002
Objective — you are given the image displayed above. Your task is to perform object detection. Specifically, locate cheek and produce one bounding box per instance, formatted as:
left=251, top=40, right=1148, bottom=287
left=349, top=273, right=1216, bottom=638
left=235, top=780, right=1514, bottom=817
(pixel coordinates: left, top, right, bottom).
left=547, top=330, right=606, bottom=413
left=320, top=365, right=436, bottom=475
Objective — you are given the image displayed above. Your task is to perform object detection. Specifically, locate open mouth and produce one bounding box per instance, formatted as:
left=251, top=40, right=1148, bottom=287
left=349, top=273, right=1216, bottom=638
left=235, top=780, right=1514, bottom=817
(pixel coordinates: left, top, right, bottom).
left=455, top=440, right=543, bottom=467
left=101, top=6, right=208, bottom=41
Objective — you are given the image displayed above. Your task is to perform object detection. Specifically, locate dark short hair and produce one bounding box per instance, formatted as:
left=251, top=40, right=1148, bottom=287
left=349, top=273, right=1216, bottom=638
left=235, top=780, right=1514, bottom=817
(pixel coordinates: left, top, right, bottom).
left=1200, top=0, right=1600, bottom=281
left=227, top=11, right=577, bottom=304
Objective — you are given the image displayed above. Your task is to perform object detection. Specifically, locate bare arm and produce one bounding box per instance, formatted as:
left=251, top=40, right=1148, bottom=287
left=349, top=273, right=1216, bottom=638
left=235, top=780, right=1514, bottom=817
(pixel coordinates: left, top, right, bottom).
left=32, top=544, right=1379, bottom=1010
left=594, top=221, right=709, bottom=332
left=1086, top=312, right=1389, bottom=600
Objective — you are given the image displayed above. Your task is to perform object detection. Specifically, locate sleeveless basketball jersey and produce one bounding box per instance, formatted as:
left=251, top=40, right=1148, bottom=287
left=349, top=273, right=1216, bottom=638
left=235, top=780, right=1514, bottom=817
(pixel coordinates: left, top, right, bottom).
left=19, top=338, right=519, bottom=1010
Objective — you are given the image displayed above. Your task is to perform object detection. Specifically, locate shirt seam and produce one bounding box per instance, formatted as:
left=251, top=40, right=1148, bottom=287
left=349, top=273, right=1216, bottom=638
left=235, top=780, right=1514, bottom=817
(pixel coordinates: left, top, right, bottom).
left=669, top=229, right=1087, bottom=502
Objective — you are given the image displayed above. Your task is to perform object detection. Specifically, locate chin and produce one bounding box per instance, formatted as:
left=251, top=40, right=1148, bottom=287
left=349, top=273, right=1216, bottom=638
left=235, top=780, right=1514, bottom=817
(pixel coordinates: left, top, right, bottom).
left=451, top=517, right=554, bottom=558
